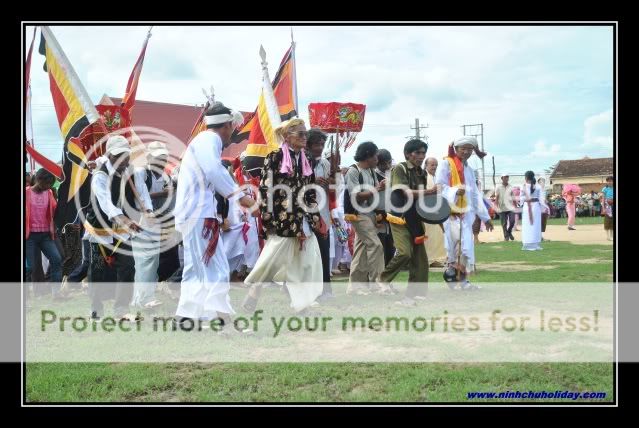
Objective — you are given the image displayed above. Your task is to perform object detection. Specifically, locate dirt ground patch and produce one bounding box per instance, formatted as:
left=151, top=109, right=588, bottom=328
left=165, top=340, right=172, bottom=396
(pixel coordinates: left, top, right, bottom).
left=479, top=262, right=558, bottom=272
left=554, top=258, right=608, bottom=264
left=478, top=225, right=613, bottom=246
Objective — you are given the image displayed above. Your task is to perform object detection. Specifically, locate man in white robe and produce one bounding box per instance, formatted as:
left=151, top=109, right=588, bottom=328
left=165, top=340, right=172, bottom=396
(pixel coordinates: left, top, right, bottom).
left=131, top=141, right=171, bottom=310
left=435, top=136, right=494, bottom=289
left=174, top=101, right=257, bottom=327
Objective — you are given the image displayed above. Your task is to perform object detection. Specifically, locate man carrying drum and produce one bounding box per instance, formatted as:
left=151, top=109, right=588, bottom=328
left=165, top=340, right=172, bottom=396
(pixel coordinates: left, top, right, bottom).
left=379, top=139, right=435, bottom=307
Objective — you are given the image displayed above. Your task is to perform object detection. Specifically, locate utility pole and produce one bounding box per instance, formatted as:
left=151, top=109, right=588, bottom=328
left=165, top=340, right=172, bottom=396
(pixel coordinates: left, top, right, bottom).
left=410, top=118, right=428, bottom=140
left=462, top=123, right=485, bottom=192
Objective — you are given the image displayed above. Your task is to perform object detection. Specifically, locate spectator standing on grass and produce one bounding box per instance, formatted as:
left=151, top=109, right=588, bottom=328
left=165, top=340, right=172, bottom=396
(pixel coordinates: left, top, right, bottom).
left=25, top=168, right=67, bottom=301
left=601, top=176, right=614, bottom=241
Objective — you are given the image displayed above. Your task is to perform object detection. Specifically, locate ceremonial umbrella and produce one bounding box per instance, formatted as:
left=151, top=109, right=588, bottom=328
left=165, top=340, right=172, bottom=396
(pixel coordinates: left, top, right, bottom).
left=563, top=183, right=582, bottom=194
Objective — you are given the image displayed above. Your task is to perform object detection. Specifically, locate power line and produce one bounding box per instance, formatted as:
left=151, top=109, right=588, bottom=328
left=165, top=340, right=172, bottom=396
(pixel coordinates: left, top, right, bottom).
left=410, top=118, right=428, bottom=140
left=462, top=123, right=485, bottom=190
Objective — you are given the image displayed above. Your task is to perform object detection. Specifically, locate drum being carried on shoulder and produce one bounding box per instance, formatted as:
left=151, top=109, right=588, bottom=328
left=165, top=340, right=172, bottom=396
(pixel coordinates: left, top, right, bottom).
left=389, top=189, right=451, bottom=224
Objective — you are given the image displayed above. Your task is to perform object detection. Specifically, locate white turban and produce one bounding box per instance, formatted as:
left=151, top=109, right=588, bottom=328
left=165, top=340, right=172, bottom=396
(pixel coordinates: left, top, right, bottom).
left=204, top=109, right=244, bottom=128
left=453, top=136, right=478, bottom=148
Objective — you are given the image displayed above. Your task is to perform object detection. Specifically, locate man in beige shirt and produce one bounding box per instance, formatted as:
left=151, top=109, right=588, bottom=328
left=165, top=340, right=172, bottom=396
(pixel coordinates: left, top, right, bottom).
left=345, top=142, right=386, bottom=295
left=495, top=175, right=516, bottom=241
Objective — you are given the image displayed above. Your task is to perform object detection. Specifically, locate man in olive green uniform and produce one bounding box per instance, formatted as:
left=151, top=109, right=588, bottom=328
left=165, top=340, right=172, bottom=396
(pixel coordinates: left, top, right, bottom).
left=380, top=139, right=436, bottom=307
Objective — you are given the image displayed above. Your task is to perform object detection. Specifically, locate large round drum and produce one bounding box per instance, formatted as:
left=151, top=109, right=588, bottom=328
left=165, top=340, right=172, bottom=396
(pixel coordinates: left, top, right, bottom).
left=416, top=193, right=451, bottom=224
left=389, top=190, right=451, bottom=224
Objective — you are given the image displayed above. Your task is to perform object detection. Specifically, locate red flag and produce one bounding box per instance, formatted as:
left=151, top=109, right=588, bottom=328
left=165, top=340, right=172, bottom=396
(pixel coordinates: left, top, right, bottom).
left=25, top=143, right=63, bottom=179
left=25, top=27, right=36, bottom=107
left=122, top=28, right=151, bottom=113
left=25, top=27, right=37, bottom=172
left=26, top=85, right=35, bottom=172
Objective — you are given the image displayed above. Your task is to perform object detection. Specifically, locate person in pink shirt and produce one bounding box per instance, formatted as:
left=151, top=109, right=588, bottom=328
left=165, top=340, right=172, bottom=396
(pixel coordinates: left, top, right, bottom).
left=512, top=186, right=521, bottom=231
left=25, top=168, right=67, bottom=300
left=562, top=185, right=580, bottom=230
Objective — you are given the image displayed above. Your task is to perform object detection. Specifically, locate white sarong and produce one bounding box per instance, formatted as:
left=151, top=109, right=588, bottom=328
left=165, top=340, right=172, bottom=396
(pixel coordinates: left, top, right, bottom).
left=176, top=218, right=234, bottom=319
left=244, top=233, right=323, bottom=312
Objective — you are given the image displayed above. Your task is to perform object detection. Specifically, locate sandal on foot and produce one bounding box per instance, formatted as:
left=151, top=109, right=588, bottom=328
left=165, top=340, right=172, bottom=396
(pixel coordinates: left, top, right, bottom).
left=144, top=300, right=163, bottom=309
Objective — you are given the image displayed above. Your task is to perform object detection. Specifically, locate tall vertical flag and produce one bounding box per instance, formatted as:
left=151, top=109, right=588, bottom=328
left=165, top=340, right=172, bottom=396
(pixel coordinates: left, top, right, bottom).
left=25, top=85, right=36, bottom=173
left=25, top=27, right=36, bottom=118
left=186, top=40, right=298, bottom=157
left=26, top=27, right=62, bottom=177
left=119, top=27, right=152, bottom=168
left=237, top=41, right=299, bottom=171
left=38, top=26, right=102, bottom=227
left=245, top=45, right=282, bottom=157
left=291, top=29, right=299, bottom=116
left=121, top=26, right=152, bottom=113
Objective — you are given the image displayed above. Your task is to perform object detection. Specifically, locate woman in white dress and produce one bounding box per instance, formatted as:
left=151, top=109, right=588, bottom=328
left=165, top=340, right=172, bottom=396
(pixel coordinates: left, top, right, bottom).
left=520, top=171, right=543, bottom=251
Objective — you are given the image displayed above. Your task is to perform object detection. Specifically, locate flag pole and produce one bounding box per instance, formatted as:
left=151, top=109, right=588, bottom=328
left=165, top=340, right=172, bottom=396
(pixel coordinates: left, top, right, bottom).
left=290, top=29, right=299, bottom=115
left=259, top=44, right=282, bottom=143
left=25, top=27, right=37, bottom=172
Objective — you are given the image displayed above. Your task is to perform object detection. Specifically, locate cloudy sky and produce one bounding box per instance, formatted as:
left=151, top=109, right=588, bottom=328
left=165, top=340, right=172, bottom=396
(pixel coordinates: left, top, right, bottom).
left=26, top=24, right=614, bottom=183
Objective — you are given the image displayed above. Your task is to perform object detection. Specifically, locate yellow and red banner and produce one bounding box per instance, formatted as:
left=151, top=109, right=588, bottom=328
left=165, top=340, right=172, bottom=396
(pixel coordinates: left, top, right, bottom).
left=186, top=43, right=298, bottom=162
left=39, top=26, right=103, bottom=227
left=242, top=44, right=298, bottom=156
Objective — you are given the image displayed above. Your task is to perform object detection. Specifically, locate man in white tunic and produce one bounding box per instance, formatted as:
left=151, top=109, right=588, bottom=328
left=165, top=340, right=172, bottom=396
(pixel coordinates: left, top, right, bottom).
left=131, top=141, right=171, bottom=309
left=435, top=136, right=494, bottom=289
left=174, top=101, right=257, bottom=327
left=85, top=136, right=152, bottom=320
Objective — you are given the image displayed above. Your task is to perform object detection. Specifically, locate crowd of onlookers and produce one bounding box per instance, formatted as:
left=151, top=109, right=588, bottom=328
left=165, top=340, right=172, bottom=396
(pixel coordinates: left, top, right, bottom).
left=546, top=191, right=604, bottom=218
left=486, top=188, right=606, bottom=220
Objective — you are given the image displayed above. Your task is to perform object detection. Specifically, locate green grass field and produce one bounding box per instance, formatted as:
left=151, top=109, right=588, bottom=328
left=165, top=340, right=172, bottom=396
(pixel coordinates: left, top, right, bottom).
left=25, top=240, right=614, bottom=403
left=545, top=216, right=604, bottom=226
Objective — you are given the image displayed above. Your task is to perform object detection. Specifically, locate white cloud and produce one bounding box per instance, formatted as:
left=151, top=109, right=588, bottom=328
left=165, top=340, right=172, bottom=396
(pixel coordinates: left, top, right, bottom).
left=582, top=109, right=613, bottom=151
left=531, top=139, right=561, bottom=158
left=530, top=141, right=590, bottom=175
left=26, top=25, right=613, bottom=174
